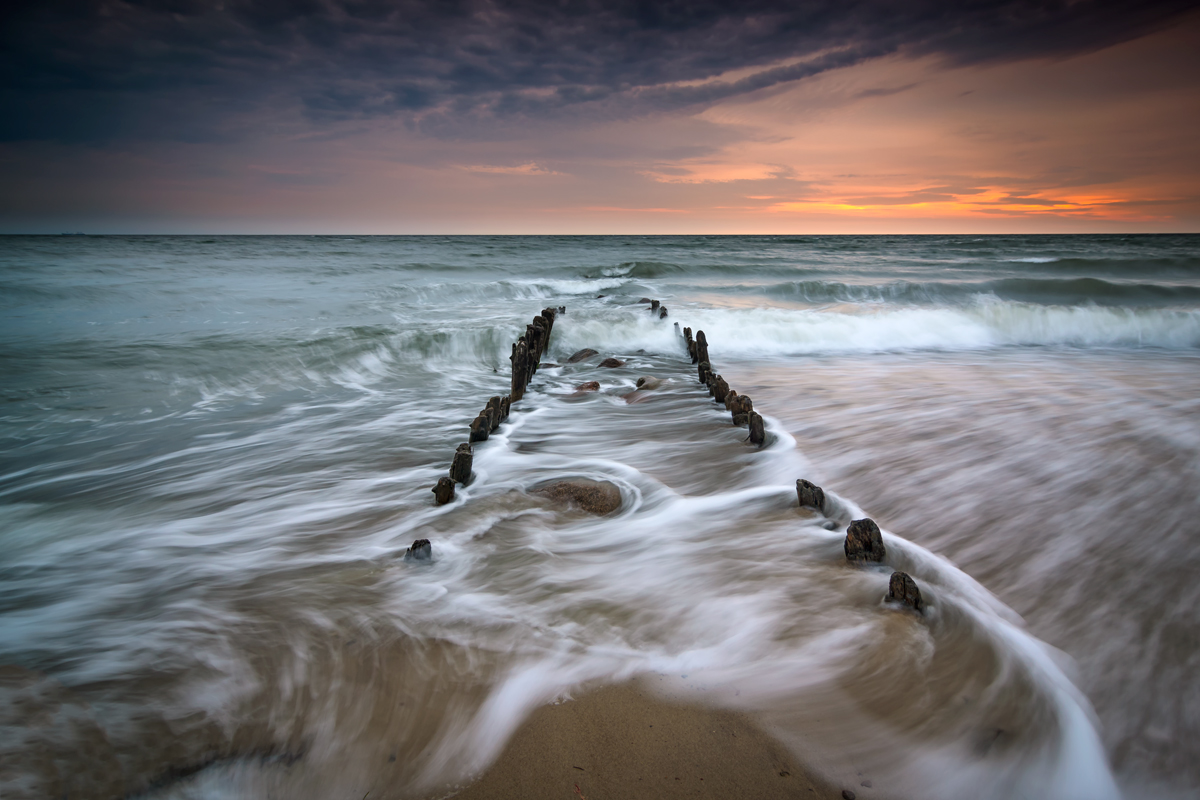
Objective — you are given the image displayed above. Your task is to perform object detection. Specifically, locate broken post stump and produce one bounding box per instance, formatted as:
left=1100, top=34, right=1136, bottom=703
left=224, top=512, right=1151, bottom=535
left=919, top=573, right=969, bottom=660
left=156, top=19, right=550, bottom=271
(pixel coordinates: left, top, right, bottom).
left=432, top=477, right=455, bottom=505
left=748, top=411, right=765, bottom=446
left=404, top=539, right=432, bottom=562
left=888, top=571, right=922, bottom=611
left=659, top=306, right=668, bottom=319
left=796, top=479, right=826, bottom=513
left=469, top=414, right=490, bottom=443
left=449, top=443, right=473, bottom=484
left=845, top=518, right=886, bottom=563
left=650, top=299, right=660, bottom=311
left=695, top=330, right=709, bottom=367
left=698, top=360, right=712, bottom=385
left=711, top=375, right=729, bottom=404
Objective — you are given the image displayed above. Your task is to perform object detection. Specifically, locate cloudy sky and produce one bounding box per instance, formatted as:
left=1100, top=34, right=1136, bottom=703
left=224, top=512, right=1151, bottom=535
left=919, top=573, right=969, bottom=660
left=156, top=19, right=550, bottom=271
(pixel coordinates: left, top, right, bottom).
left=2, top=0, right=1198, bottom=233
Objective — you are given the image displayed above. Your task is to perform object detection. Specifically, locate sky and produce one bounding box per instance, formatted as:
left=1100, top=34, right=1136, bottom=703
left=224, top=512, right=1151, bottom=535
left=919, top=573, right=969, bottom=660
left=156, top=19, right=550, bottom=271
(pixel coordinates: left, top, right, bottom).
left=2, top=0, right=1198, bottom=234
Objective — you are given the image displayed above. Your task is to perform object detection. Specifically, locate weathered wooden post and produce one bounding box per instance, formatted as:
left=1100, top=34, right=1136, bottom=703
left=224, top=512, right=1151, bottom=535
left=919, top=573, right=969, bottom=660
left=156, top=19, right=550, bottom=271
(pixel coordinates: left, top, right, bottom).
left=845, top=518, right=886, bottom=563
left=695, top=330, right=709, bottom=368
left=469, top=414, right=490, bottom=443
left=511, top=338, right=529, bottom=402
left=432, top=477, right=455, bottom=505
left=887, top=572, right=922, bottom=611
left=449, top=443, right=473, bottom=484
left=796, top=479, right=826, bottom=513
left=698, top=360, right=712, bottom=385
left=650, top=299, right=660, bottom=311
left=404, top=539, right=432, bottom=562
left=730, top=394, right=753, bottom=425
left=659, top=306, right=668, bottom=319
left=748, top=411, right=765, bottom=446
left=486, top=395, right=503, bottom=431
left=712, top=375, right=729, bottom=404
left=684, top=327, right=696, bottom=361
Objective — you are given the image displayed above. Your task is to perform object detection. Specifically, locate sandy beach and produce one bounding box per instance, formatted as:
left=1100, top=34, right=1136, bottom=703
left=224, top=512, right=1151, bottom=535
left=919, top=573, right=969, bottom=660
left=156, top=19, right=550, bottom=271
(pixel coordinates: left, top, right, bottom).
left=449, top=683, right=848, bottom=800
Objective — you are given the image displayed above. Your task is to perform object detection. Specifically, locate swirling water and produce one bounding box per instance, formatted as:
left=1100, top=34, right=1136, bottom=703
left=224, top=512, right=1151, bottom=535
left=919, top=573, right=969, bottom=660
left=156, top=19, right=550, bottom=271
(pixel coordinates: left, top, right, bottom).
left=1, top=234, right=1198, bottom=799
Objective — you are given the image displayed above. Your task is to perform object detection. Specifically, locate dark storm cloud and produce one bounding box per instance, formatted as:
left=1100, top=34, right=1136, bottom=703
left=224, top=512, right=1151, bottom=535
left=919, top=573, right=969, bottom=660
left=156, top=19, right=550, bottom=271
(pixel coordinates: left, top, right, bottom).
left=1, top=0, right=1195, bottom=143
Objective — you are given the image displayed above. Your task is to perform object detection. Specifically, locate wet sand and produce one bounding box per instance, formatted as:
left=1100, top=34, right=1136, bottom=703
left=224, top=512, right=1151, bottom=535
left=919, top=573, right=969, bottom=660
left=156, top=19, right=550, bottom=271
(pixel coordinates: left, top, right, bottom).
left=448, top=683, right=846, bottom=800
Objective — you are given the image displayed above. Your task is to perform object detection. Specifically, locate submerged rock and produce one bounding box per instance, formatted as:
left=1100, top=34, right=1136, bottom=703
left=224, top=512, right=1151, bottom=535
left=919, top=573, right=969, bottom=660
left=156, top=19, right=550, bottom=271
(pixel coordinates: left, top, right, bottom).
left=845, top=518, right=886, bottom=563
left=531, top=478, right=622, bottom=515
left=567, top=348, right=599, bottom=363
left=887, top=571, right=923, bottom=611
left=575, top=381, right=601, bottom=392
left=796, top=479, right=826, bottom=513
left=636, top=376, right=664, bottom=390
left=598, top=357, right=625, bottom=368
left=404, top=539, right=432, bottom=562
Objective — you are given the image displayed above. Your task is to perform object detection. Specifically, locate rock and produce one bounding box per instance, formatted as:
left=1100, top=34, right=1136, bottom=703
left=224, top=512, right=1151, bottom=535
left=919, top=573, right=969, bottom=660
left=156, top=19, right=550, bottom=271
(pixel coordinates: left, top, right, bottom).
left=888, top=571, right=923, bottom=611
left=659, top=306, right=668, bottom=319
left=432, top=477, right=455, bottom=505
left=531, top=478, right=622, bottom=515
left=598, top=357, right=625, bottom=368
left=567, top=348, right=599, bottom=363
left=711, top=375, right=729, bottom=404
left=638, top=297, right=653, bottom=304
left=469, top=414, right=490, bottom=443
left=796, top=479, right=826, bottom=512
left=842, top=791, right=856, bottom=800
left=748, top=411, right=765, bottom=446
left=575, top=381, right=601, bottom=392
left=450, top=443, right=473, bottom=484
left=636, top=376, right=664, bottom=390
left=404, top=538, right=432, bottom=562
left=845, top=518, right=886, bottom=563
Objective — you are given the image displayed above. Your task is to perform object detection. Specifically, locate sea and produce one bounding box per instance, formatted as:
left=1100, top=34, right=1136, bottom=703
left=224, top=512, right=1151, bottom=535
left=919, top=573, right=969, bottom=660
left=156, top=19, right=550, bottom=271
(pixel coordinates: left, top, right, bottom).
left=0, top=234, right=1197, bottom=800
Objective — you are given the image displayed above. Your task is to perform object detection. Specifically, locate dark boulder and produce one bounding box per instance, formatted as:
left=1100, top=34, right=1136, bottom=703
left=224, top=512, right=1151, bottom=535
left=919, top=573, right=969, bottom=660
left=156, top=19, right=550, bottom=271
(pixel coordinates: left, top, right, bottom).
left=450, top=443, right=473, bottom=484
left=575, top=381, right=601, bottom=392
left=404, top=539, right=432, bottom=562
left=598, top=357, right=625, bottom=368
left=432, top=477, right=455, bottom=505
left=567, top=348, right=599, bottom=363
left=531, top=478, right=622, bottom=515
left=845, top=518, right=886, bottom=563
left=748, top=412, right=765, bottom=446
left=795, top=479, right=826, bottom=513
left=888, top=571, right=923, bottom=611
left=638, top=297, right=653, bottom=304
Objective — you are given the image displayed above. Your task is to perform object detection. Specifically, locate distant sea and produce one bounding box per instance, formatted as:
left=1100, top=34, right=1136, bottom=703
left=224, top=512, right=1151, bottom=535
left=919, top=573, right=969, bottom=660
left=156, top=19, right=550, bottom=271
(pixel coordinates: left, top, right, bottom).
left=1, top=234, right=1198, bottom=799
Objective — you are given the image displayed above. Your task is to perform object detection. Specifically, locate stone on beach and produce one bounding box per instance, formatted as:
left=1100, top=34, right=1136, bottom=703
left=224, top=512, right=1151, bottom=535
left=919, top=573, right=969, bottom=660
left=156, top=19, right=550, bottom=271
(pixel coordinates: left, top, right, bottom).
left=567, top=348, right=599, bottom=363
left=531, top=478, right=622, bottom=515
left=845, top=518, right=886, bottom=563
left=796, top=479, right=826, bottom=513
left=432, top=477, right=455, bottom=505
left=404, top=538, right=432, bottom=562
left=887, top=571, right=923, bottom=611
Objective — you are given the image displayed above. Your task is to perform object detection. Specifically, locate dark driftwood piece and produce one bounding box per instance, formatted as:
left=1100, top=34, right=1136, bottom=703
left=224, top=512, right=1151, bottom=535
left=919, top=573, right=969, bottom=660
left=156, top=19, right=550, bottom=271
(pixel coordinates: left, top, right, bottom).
left=845, top=518, right=886, bottom=563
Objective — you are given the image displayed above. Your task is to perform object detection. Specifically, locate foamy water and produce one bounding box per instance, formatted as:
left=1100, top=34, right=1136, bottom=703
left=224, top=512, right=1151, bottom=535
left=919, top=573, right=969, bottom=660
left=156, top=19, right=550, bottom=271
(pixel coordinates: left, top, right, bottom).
left=0, top=234, right=1197, bottom=799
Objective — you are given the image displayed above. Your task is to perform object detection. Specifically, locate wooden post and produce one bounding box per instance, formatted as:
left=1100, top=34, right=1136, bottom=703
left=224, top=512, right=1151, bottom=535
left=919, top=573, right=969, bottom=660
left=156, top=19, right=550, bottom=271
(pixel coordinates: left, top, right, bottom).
left=432, top=477, right=455, bottom=505
left=449, top=443, right=473, bottom=484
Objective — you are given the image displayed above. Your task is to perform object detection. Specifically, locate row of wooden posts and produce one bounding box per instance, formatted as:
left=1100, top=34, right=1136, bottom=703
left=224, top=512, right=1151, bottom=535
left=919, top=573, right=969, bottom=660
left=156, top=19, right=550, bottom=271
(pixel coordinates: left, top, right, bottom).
left=661, top=301, right=922, bottom=613
left=427, top=307, right=562, bottom=512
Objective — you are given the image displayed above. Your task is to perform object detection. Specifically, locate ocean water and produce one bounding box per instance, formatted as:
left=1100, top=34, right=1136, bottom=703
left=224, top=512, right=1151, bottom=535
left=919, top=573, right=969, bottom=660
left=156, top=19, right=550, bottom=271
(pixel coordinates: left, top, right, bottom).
left=0, top=234, right=1197, bottom=799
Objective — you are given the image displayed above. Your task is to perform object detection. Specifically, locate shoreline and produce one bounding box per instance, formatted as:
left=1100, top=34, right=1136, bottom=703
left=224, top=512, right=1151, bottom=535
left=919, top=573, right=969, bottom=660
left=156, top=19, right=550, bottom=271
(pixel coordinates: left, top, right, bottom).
left=444, top=682, right=850, bottom=800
